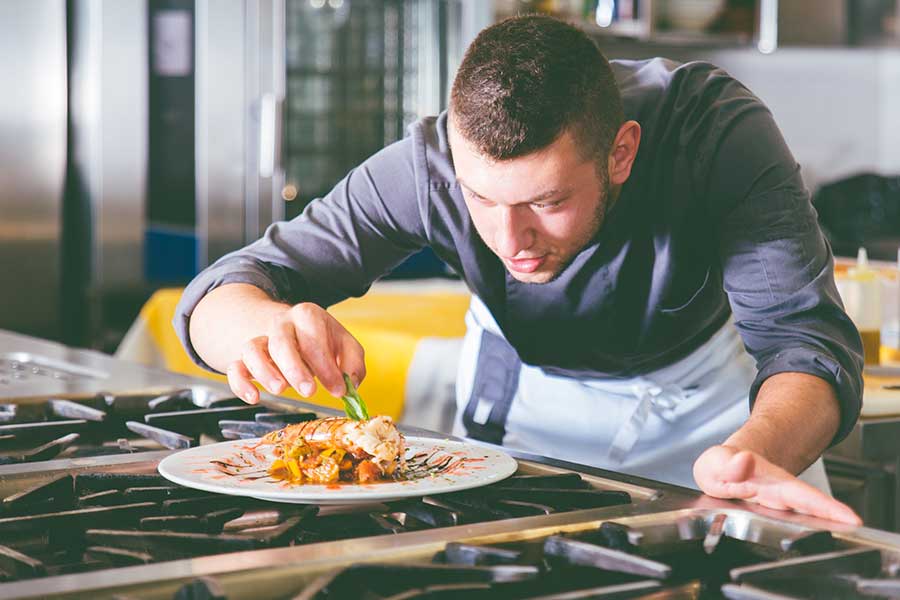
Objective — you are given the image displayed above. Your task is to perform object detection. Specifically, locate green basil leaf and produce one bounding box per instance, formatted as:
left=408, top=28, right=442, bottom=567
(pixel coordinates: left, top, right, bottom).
left=341, top=373, right=369, bottom=421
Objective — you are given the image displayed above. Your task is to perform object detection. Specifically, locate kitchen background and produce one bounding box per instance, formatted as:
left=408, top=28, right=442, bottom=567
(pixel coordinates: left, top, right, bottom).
left=3, top=0, right=899, bottom=351
left=3, top=0, right=900, bottom=528
left=9, top=6, right=900, bottom=597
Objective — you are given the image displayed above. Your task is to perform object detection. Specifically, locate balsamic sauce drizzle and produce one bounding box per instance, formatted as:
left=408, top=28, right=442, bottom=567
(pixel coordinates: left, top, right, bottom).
left=208, top=445, right=470, bottom=485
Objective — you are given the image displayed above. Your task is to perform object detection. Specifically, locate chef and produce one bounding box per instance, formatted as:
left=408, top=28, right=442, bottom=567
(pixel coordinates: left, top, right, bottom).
left=177, top=15, right=863, bottom=523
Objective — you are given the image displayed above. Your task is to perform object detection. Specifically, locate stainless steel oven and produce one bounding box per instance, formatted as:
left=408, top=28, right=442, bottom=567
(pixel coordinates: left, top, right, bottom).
left=195, top=0, right=492, bottom=256
left=0, top=0, right=491, bottom=349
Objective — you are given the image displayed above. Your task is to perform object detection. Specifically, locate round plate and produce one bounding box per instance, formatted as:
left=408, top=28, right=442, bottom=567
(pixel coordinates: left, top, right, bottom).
left=157, top=436, right=518, bottom=505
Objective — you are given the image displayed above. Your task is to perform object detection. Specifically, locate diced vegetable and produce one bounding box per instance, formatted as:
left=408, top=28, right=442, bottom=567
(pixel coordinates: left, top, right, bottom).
left=287, top=459, right=302, bottom=480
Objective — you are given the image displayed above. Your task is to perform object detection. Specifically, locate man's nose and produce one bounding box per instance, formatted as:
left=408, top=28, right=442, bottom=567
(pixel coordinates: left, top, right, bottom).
left=495, top=206, right=534, bottom=257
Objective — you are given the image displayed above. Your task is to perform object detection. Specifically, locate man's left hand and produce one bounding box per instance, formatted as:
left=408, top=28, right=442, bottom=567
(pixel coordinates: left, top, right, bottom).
left=693, top=445, right=862, bottom=525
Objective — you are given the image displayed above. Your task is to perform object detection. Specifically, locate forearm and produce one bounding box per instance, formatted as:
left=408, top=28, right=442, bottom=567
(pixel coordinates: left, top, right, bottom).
left=724, top=372, right=841, bottom=475
left=188, top=283, right=291, bottom=373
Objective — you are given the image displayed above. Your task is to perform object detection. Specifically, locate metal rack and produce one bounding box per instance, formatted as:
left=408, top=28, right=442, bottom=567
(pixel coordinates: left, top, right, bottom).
left=282, top=0, right=446, bottom=218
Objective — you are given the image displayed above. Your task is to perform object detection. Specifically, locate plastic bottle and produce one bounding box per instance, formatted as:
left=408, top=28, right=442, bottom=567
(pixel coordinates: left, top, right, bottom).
left=841, top=248, right=882, bottom=366
left=880, top=248, right=900, bottom=365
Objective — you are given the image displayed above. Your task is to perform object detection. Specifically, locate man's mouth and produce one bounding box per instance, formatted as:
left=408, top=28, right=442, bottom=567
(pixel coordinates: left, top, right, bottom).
left=504, top=256, right=546, bottom=274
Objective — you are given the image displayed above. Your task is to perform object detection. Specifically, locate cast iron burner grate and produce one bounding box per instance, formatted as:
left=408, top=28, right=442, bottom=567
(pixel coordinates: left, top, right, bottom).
left=0, top=389, right=316, bottom=464
left=0, top=471, right=630, bottom=585
left=288, top=516, right=900, bottom=600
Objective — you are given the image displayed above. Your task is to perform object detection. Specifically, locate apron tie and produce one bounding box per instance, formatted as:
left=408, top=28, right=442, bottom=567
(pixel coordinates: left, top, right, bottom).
left=608, top=380, right=693, bottom=463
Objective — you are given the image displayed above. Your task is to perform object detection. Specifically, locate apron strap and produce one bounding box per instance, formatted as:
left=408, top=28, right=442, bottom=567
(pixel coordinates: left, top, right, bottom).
left=462, top=330, right=521, bottom=445
left=608, top=381, right=689, bottom=463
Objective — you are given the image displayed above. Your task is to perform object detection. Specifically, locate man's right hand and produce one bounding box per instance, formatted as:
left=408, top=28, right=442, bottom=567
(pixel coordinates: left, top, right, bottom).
left=188, top=284, right=365, bottom=405
left=226, top=302, right=366, bottom=404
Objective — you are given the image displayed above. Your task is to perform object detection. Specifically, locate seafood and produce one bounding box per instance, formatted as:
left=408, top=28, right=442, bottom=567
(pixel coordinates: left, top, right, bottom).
left=258, top=415, right=406, bottom=484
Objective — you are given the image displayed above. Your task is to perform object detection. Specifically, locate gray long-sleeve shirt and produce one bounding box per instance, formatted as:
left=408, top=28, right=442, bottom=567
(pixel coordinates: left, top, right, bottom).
left=175, top=58, right=864, bottom=444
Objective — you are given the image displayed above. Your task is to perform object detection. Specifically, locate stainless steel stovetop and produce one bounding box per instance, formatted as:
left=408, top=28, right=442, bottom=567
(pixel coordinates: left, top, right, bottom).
left=3, top=329, right=900, bottom=600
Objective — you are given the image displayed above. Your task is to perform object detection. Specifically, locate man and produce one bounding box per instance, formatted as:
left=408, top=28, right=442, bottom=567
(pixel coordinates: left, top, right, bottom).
left=177, top=15, right=863, bottom=523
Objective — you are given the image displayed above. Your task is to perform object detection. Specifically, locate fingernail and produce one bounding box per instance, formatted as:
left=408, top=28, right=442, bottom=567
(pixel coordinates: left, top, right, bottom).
left=299, top=382, right=314, bottom=397
left=243, top=391, right=256, bottom=404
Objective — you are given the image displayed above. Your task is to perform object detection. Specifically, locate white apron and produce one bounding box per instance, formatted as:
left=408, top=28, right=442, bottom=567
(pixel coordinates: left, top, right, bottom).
left=452, top=295, right=830, bottom=493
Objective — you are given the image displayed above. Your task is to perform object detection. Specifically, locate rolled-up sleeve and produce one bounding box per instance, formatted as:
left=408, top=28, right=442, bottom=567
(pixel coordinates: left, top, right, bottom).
left=703, top=90, right=864, bottom=445
left=173, top=136, right=429, bottom=371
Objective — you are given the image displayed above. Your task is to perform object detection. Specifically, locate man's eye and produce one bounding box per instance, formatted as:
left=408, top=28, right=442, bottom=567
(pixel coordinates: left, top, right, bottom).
left=532, top=200, right=561, bottom=210
left=467, top=192, right=494, bottom=206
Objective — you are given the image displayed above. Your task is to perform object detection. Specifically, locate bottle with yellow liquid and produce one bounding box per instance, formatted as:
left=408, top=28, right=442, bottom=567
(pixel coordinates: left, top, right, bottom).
left=838, top=248, right=882, bottom=366
left=880, top=248, right=900, bottom=365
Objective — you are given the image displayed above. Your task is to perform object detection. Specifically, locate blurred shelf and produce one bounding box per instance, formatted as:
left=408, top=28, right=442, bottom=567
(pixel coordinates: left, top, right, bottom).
left=575, top=19, right=753, bottom=48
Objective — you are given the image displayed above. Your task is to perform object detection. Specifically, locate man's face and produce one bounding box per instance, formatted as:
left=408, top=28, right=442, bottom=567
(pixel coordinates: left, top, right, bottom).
left=449, top=122, right=611, bottom=284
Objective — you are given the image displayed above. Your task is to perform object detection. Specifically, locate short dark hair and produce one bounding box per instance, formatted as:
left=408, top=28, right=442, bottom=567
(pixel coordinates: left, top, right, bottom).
left=449, top=14, right=624, bottom=164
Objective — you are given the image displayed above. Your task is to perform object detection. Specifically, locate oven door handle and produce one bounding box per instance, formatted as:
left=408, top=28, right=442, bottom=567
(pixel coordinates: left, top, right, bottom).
left=259, top=92, right=277, bottom=179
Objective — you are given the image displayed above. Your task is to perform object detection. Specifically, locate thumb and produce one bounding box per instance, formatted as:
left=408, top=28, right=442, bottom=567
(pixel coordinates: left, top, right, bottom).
left=721, top=450, right=756, bottom=484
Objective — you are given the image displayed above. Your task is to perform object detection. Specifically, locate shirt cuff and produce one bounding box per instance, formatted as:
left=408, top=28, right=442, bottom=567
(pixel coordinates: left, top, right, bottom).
left=748, top=345, right=863, bottom=447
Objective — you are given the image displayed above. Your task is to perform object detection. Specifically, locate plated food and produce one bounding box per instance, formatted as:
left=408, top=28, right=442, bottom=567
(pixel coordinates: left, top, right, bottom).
left=158, top=376, right=516, bottom=503
left=259, top=415, right=406, bottom=485
left=158, top=434, right=517, bottom=505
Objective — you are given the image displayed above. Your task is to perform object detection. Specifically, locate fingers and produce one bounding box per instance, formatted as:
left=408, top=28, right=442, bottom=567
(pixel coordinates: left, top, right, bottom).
left=241, top=336, right=289, bottom=395
left=702, top=478, right=758, bottom=502
left=774, top=478, right=863, bottom=525
left=336, top=330, right=366, bottom=388
left=694, top=447, right=761, bottom=502
left=694, top=445, right=745, bottom=498
left=711, top=480, right=758, bottom=502
left=268, top=322, right=317, bottom=397
left=288, top=304, right=346, bottom=396
left=825, top=500, right=864, bottom=526
left=230, top=304, right=366, bottom=401
left=226, top=360, right=259, bottom=404
left=747, top=457, right=862, bottom=524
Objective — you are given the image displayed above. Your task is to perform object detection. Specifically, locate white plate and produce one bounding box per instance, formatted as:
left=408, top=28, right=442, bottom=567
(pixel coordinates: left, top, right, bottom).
left=157, top=436, right=518, bottom=505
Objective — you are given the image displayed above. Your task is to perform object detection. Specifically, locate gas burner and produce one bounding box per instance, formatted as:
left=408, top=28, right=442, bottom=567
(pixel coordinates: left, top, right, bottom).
left=294, top=513, right=896, bottom=600
left=0, top=469, right=632, bottom=587
left=5, top=445, right=900, bottom=600
left=0, top=388, right=319, bottom=465
left=3, top=330, right=900, bottom=600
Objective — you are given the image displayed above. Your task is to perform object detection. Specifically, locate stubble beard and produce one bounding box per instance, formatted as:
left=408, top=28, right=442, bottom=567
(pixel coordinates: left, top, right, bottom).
left=509, top=181, right=610, bottom=285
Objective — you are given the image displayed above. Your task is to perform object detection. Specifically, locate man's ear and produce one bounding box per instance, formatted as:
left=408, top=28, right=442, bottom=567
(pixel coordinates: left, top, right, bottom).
left=607, top=120, right=641, bottom=186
